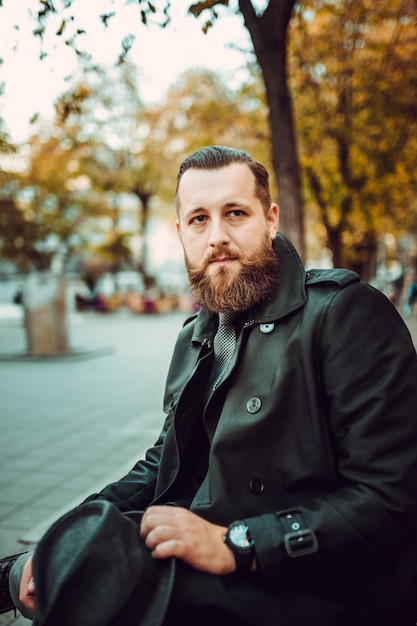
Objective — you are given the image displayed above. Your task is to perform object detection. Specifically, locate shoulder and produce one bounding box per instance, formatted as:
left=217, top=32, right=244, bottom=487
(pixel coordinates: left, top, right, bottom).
left=303, top=268, right=362, bottom=318
left=305, top=269, right=411, bottom=348
left=302, top=268, right=398, bottom=333
left=305, top=268, right=360, bottom=289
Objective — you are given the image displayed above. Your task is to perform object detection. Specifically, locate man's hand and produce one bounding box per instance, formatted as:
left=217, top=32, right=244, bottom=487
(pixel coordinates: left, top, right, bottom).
left=140, top=506, right=236, bottom=575
left=19, top=553, right=35, bottom=613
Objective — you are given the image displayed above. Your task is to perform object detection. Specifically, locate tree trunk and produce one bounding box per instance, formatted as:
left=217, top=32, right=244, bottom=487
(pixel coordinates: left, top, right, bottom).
left=133, top=188, right=154, bottom=289
left=23, top=272, right=69, bottom=355
left=327, top=227, right=343, bottom=268
left=239, top=0, right=305, bottom=260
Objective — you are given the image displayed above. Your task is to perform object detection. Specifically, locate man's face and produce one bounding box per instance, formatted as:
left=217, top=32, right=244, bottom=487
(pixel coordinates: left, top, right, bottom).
left=176, top=163, right=279, bottom=312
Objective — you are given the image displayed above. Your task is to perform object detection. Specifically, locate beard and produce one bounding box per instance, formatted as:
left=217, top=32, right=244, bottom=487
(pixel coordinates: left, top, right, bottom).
left=185, top=233, right=279, bottom=314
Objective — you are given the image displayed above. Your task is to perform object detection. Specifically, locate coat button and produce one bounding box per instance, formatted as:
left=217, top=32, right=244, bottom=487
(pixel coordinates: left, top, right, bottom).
left=260, top=323, right=274, bottom=334
left=246, top=397, right=262, bottom=413
left=249, top=478, right=264, bottom=495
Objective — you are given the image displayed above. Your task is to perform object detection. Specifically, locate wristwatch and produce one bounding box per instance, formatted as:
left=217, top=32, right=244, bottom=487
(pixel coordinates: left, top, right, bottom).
left=223, top=520, right=255, bottom=572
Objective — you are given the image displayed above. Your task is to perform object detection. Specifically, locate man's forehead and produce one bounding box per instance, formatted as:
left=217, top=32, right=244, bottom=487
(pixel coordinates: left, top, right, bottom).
left=178, top=162, right=255, bottom=195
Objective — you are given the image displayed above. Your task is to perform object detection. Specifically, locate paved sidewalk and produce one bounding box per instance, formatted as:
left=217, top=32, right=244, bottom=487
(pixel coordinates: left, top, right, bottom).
left=0, top=303, right=416, bottom=626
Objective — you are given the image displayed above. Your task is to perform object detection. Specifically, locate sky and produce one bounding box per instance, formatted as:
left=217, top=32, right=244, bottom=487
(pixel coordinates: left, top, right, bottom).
left=0, top=0, right=251, bottom=143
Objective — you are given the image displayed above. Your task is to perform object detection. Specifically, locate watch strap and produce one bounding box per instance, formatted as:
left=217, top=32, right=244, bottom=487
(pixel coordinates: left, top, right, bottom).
left=231, top=547, right=254, bottom=572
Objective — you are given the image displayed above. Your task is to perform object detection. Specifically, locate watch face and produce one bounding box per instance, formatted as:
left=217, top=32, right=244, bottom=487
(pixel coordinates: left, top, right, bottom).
left=229, top=523, right=253, bottom=548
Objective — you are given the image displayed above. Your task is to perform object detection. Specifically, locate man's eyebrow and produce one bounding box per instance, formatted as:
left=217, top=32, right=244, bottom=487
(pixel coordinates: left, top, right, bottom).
left=224, top=201, right=250, bottom=210
left=182, top=207, right=207, bottom=220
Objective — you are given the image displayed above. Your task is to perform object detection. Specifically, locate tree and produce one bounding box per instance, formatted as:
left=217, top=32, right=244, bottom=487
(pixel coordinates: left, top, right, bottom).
left=1, top=134, right=101, bottom=271
left=0, top=0, right=305, bottom=257
left=289, top=0, right=417, bottom=277
left=53, top=62, right=163, bottom=287
left=0, top=197, right=55, bottom=272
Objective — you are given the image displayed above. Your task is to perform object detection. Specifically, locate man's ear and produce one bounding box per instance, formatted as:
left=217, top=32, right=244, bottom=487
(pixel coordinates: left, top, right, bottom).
left=267, top=203, right=279, bottom=239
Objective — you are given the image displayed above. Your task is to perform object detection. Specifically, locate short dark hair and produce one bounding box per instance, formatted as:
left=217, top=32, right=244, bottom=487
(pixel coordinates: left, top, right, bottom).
left=175, top=145, right=272, bottom=214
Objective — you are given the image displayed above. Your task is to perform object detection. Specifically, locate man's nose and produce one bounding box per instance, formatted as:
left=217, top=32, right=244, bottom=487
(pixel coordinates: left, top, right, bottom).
left=208, top=218, right=230, bottom=247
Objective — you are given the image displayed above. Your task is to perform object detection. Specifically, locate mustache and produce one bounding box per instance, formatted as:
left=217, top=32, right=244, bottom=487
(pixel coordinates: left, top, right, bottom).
left=202, top=247, right=241, bottom=268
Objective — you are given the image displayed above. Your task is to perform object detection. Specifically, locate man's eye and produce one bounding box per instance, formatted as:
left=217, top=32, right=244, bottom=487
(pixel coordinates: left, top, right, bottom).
left=229, top=210, right=244, bottom=217
left=191, top=215, right=207, bottom=224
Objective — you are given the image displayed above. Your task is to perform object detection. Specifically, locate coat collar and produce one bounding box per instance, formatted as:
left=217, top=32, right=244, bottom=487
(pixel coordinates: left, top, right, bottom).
left=190, top=233, right=307, bottom=344
left=250, top=232, right=307, bottom=324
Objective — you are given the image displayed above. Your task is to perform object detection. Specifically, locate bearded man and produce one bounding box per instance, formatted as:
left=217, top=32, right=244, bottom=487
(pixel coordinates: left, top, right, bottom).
left=2, top=145, right=417, bottom=626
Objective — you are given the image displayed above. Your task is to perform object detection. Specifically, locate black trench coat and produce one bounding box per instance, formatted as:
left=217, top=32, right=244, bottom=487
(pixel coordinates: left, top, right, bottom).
left=91, top=234, right=417, bottom=626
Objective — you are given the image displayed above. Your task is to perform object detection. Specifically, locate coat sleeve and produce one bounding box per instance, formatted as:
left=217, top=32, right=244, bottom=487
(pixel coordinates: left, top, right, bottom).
left=82, top=316, right=202, bottom=513
left=83, top=412, right=173, bottom=512
left=247, top=281, right=417, bottom=583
